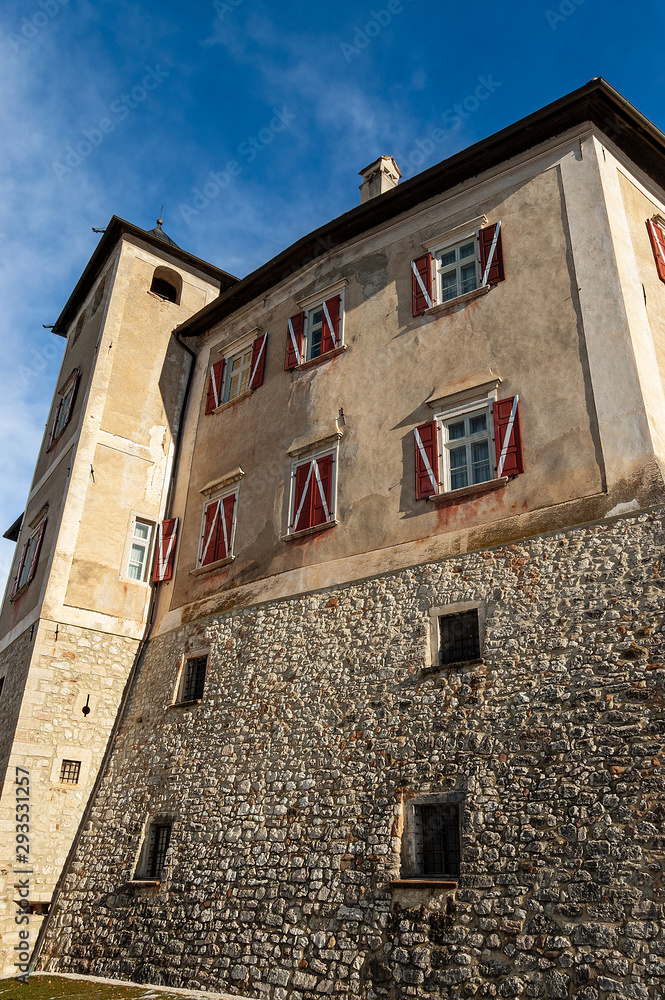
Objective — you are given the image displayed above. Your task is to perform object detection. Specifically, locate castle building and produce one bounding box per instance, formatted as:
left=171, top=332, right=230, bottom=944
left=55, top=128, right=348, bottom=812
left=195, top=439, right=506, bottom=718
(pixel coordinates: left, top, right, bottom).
left=2, top=78, right=665, bottom=997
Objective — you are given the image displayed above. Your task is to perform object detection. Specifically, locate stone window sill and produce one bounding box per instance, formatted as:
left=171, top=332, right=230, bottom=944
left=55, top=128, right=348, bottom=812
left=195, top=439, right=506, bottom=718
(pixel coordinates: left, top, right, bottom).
left=167, top=699, right=202, bottom=711
left=427, top=477, right=508, bottom=505
left=10, top=583, right=31, bottom=603
left=422, top=284, right=491, bottom=316
left=282, top=518, right=339, bottom=542
left=294, top=345, right=347, bottom=372
left=190, top=555, right=235, bottom=576
left=126, top=880, right=160, bottom=887
left=391, top=879, right=458, bottom=889
left=212, top=389, right=252, bottom=414
left=423, top=657, right=484, bottom=677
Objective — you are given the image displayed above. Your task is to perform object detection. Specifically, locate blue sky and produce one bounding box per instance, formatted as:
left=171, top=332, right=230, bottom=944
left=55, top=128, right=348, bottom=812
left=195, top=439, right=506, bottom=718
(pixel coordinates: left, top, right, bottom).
left=1, top=0, right=663, bottom=587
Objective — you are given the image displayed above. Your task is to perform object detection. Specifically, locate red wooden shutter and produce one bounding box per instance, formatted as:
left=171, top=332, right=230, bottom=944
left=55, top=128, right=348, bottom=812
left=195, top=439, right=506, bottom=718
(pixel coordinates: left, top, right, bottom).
left=312, top=455, right=333, bottom=526
left=152, top=517, right=179, bottom=583
left=47, top=402, right=61, bottom=449
left=205, top=360, right=224, bottom=414
left=321, top=295, right=341, bottom=354
left=414, top=421, right=439, bottom=499
left=285, top=313, right=305, bottom=370
left=248, top=333, right=268, bottom=389
left=647, top=220, right=665, bottom=283
left=63, top=370, right=80, bottom=427
left=412, top=254, right=433, bottom=315
left=24, top=519, right=47, bottom=587
left=12, top=540, right=30, bottom=597
left=493, top=396, right=524, bottom=477
left=479, top=222, right=505, bottom=286
left=293, top=461, right=314, bottom=532
left=221, top=494, right=235, bottom=558
left=201, top=501, right=221, bottom=565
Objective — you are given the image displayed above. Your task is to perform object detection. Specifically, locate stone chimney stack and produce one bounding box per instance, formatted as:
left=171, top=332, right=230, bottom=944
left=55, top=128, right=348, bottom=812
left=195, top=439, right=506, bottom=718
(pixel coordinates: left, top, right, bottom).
left=358, top=156, right=401, bottom=204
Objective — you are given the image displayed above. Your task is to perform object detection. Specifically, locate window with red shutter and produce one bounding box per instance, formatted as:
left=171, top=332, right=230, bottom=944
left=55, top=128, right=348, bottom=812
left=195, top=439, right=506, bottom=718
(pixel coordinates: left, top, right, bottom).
left=199, top=493, right=237, bottom=567
left=152, top=518, right=179, bottom=583
left=289, top=451, right=336, bottom=534
left=47, top=369, right=80, bottom=450
left=12, top=517, right=47, bottom=597
left=647, top=219, right=665, bottom=283
left=286, top=293, right=344, bottom=368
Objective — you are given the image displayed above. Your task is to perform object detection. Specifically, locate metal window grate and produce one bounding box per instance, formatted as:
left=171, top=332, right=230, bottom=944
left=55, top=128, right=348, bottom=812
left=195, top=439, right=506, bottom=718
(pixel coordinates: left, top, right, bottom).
left=439, top=609, right=480, bottom=665
left=415, top=802, right=461, bottom=877
left=182, top=655, right=207, bottom=702
left=59, top=759, right=81, bottom=784
left=145, top=823, right=171, bottom=879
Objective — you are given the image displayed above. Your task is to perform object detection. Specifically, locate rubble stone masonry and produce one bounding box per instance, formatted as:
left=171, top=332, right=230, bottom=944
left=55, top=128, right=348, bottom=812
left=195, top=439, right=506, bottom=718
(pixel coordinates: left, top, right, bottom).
left=41, top=510, right=665, bottom=999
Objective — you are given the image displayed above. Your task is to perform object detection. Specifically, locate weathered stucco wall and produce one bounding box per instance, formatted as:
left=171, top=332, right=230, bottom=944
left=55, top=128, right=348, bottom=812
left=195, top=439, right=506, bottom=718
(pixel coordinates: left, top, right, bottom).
left=41, top=508, right=665, bottom=999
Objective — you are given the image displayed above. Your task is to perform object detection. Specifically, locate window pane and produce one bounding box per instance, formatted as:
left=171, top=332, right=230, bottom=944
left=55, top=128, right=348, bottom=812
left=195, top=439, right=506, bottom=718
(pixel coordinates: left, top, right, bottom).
left=459, top=242, right=475, bottom=259
left=448, top=420, right=466, bottom=440
left=469, top=413, right=487, bottom=434
left=18, top=537, right=37, bottom=588
left=133, top=522, right=150, bottom=540
left=224, top=348, right=253, bottom=402
left=439, top=609, right=480, bottom=665
left=471, top=440, right=491, bottom=484
left=460, top=263, right=477, bottom=294
left=308, top=309, right=323, bottom=360
left=449, top=446, right=468, bottom=490
left=127, top=543, right=146, bottom=580
left=441, top=271, right=458, bottom=301
left=415, top=802, right=461, bottom=876
left=440, top=249, right=456, bottom=267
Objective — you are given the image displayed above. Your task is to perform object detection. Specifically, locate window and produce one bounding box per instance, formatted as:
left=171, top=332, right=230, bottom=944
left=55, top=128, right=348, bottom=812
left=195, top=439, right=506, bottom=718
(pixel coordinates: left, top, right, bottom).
left=59, top=759, right=81, bottom=785
left=91, top=277, right=106, bottom=315
left=47, top=369, right=80, bottom=449
left=139, top=822, right=172, bottom=880
left=439, top=609, right=480, bottom=666
left=414, top=802, right=461, bottom=877
left=411, top=220, right=504, bottom=315
left=0, top=677, right=5, bottom=700
left=205, top=333, right=268, bottom=413
left=288, top=448, right=337, bottom=535
left=179, top=655, right=208, bottom=703
left=150, top=266, right=182, bottom=304
left=285, top=292, right=343, bottom=369
left=414, top=392, right=523, bottom=500
left=125, top=518, right=154, bottom=582
left=647, top=217, right=665, bottom=283
left=199, top=492, right=237, bottom=567
left=12, top=516, right=47, bottom=598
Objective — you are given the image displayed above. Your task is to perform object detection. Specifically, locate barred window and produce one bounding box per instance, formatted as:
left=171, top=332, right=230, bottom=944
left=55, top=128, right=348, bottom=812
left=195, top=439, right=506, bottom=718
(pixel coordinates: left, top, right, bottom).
left=144, top=823, right=171, bottom=879
left=439, top=609, right=480, bottom=665
left=414, top=802, right=461, bottom=877
left=181, top=655, right=207, bottom=703
left=59, top=759, right=81, bottom=785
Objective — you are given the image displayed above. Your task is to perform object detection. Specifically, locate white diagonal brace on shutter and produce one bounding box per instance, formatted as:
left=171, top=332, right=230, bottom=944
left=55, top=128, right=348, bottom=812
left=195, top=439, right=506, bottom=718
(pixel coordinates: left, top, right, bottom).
left=497, top=394, right=519, bottom=477
left=312, top=458, right=330, bottom=521
left=220, top=499, right=231, bottom=558
left=293, top=463, right=313, bottom=531
left=288, top=318, right=302, bottom=365
left=414, top=428, right=438, bottom=494
left=481, top=220, right=502, bottom=287
left=411, top=259, right=432, bottom=309
left=322, top=300, right=337, bottom=348
left=200, top=501, right=220, bottom=564
left=648, top=220, right=665, bottom=267
left=210, top=365, right=220, bottom=408
left=249, top=334, right=267, bottom=388
left=156, top=518, right=178, bottom=581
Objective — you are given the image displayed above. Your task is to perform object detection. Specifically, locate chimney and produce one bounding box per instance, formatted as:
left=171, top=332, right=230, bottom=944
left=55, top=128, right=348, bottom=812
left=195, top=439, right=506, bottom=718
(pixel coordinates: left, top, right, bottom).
left=358, top=156, right=401, bottom=204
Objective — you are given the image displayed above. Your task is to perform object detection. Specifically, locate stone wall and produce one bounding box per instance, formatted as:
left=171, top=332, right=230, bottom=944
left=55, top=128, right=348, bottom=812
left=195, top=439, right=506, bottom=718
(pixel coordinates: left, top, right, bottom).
left=40, top=510, right=665, bottom=999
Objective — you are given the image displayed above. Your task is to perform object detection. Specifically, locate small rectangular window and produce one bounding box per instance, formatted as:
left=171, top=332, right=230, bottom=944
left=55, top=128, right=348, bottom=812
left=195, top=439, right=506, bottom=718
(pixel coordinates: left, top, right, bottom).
left=144, top=823, right=171, bottom=879
left=59, top=759, right=81, bottom=784
left=0, top=677, right=5, bottom=699
left=438, top=239, right=479, bottom=302
left=126, top=518, right=154, bottom=581
left=181, top=655, right=207, bottom=703
left=414, top=802, right=461, bottom=877
left=223, top=345, right=253, bottom=403
left=439, top=609, right=480, bottom=666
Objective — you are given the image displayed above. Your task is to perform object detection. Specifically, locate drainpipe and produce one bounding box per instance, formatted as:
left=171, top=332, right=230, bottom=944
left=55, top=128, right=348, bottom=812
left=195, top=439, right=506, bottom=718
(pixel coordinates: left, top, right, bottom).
left=30, top=328, right=199, bottom=971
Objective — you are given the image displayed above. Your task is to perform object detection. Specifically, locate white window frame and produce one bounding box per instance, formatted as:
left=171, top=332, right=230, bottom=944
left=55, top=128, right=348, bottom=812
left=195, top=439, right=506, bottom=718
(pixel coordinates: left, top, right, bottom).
left=221, top=341, right=254, bottom=404
left=197, top=485, right=239, bottom=568
left=432, top=228, right=481, bottom=306
left=286, top=441, right=339, bottom=537
left=431, top=386, right=499, bottom=495
left=122, top=515, right=155, bottom=584
left=296, top=280, right=347, bottom=363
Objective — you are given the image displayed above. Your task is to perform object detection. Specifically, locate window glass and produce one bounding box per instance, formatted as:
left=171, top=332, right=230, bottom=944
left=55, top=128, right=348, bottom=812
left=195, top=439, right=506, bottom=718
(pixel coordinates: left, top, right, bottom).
left=17, top=535, right=37, bottom=590
left=223, top=347, right=253, bottom=402
left=144, top=823, right=171, bottom=879
left=443, top=409, right=492, bottom=490
left=307, top=308, right=324, bottom=360
left=439, top=609, right=480, bottom=665
left=438, top=239, right=478, bottom=302
left=414, top=802, right=461, bottom=876
left=127, top=519, right=153, bottom=581
left=181, top=655, right=207, bottom=702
